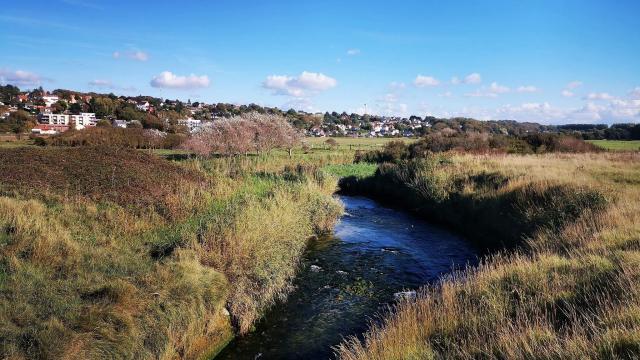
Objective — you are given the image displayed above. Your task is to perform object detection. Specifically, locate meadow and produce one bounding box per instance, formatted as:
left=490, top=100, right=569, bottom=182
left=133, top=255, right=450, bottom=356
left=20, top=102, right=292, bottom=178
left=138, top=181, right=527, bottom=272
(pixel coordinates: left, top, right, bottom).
left=305, top=136, right=418, bottom=151
left=588, top=139, right=640, bottom=151
left=335, top=152, right=640, bottom=359
left=3, top=135, right=640, bottom=359
left=0, top=146, right=345, bottom=359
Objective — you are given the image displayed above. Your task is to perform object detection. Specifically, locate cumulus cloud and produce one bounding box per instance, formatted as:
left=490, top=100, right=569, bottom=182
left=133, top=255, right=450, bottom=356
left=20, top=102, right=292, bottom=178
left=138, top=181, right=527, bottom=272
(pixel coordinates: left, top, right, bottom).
left=516, top=85, right=539, bottom=93
left=346, top=48, right=361, bottom=56
left=88, top=79, right=112, bottom=87
left=414, top=75, right=440, bottom=87
left=629, top=87, right=640, bottom=100
left=464, top=81, right=510, bottom=98
left=465, top=90, right=498, bottom=98
left=584, top=92, right=614, bottom=101
left=489, top=82, right=510, bottom=94
left=113, top=50, right=149, bottom=61
left=0, top=69, right=45, bottom=86
left=262, top=71, right=337, bottom=97
left=150, top=71, right=210, bottom=89
left=562, top=89, right=574, bottom=97
left=463, top=73, right=482, bottom=84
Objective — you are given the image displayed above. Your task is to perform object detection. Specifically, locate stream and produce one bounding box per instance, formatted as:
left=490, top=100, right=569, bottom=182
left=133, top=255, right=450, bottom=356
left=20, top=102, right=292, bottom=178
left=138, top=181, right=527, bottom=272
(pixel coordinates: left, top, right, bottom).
left=216, top=195, right=477, bottom=359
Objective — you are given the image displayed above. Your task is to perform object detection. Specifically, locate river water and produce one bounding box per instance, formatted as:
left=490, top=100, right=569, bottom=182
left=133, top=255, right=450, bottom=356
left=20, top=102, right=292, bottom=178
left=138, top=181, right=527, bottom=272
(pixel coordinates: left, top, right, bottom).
left=216, top=195, right=477, bottom=359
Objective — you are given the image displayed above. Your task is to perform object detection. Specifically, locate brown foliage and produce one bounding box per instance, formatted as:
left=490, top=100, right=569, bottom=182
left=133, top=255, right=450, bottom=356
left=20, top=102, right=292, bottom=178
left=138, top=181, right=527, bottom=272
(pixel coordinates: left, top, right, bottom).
left=181, top=112, right=301, bottom=156
left=0, top=146, right=205, bottom=217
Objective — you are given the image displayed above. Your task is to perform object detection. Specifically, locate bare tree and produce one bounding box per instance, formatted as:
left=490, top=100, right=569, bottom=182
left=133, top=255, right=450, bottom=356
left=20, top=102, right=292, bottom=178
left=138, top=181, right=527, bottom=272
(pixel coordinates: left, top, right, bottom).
left=181, top=112, right=302, bottom=157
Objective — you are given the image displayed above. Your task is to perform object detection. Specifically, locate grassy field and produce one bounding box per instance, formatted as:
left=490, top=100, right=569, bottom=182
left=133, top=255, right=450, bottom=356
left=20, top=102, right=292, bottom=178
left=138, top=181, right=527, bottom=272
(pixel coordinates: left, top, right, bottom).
left=336, top=152, right=640, bottom=359
left=305, top=136, right=417, bottom=150
left=0, top=146, right=345, bottom=359
left=587, top=139, right=640, bottom=151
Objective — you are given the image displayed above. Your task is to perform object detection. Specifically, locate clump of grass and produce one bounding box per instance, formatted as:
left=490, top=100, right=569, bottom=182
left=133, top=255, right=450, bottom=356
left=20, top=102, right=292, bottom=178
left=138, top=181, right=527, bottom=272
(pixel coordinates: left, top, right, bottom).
left=0, top=147, right=343, bottom=359
left=335, top=152, right=640, bottom=359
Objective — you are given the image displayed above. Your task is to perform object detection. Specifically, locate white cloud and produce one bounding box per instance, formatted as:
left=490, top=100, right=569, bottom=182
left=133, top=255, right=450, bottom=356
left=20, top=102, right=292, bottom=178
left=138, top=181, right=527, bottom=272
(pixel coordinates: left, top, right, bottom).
left=0, top=69, right=44, bottom=86
left=150, top=71, right=210, bottom=89
left=489, top=82, right=510, bottom=94
left=584, top=92, right=614, bottom=101
left=562, top=90, right=574, bottom=97
left=516, top=85, right=538, bottom=93
left=629, top=87, right=640, bottom=100
left=113, top=50, right=149, bottom=61
left=465, top=90, right=498, bottom=98
left=464, top=81, right=509, bottom=98
left=263, top=71, right=337, bottom=97
left=89, top=79, right=112, bottom=87
left=282, top=97, right=316, bottom=112
left=414, top=75, right=440, bottom=87
left=438, top=91, right=453, bottom=97
left=450, top=76, right=460, bottom=85
left=566, top=81, right=583, bottom=89
left=463, top=73, right=482, bottom=84
left=346, top=48, right=361, bottom=56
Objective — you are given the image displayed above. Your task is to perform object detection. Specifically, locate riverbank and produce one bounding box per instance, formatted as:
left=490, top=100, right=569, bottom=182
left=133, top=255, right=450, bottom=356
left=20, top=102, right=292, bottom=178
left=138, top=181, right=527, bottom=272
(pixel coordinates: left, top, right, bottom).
left=0, top=147, right=343, bottom=359
left=217, top=195, right=476, bottom=359
left=335, top=152, right=640, bottom=359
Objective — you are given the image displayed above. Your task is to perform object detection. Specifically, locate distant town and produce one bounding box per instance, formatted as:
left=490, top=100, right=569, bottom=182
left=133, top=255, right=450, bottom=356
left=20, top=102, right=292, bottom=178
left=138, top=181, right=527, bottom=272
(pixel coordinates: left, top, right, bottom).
left=1, top=84, right=639, bottom=141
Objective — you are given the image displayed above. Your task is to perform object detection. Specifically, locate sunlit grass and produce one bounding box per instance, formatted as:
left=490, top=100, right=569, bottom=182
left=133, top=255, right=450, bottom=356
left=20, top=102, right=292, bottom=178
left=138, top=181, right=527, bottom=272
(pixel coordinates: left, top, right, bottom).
left=588, top=139, right=640, bottom=151
left=336, top=152, right=640, bottom=359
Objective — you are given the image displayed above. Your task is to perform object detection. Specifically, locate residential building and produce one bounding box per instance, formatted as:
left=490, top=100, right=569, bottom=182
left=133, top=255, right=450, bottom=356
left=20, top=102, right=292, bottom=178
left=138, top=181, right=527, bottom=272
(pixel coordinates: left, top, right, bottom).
left=177, top=118, right=202, bottom=133
left=112, top=120, right=128, bottom=128
left=38, top=113, right=70, bottom=125
left=136, top=101, right=150, bottom=111
left=70, top=113, right=97, bottom=130
left=42, top=95, right=59, bottom=107
left=31, top=124, right=70, bottom=135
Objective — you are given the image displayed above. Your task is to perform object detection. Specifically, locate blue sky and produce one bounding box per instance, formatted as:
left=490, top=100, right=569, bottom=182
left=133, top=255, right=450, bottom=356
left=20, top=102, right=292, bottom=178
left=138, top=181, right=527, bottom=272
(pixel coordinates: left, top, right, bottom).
left=1, top=0, right=639, bottom=123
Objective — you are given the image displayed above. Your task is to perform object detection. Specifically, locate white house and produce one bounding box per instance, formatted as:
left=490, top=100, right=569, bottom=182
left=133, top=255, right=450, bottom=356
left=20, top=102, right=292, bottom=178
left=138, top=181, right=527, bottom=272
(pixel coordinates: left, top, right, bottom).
left=38, top=113, right=70, bottom=125
left=42, top=95, right=59, bottom=107
left=136, top=101, right=150, bottom=112
left=70, top=113, right=97, bottom=130
left=177, top=118, right=202, bottom=133
left=112, top=120, right=128, bottom=128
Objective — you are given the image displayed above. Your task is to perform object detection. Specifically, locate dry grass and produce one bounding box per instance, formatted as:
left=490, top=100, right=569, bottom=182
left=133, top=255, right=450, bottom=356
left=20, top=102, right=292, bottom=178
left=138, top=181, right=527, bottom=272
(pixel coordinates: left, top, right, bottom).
left=336, top=152, right=640, bottom=359
left=0, top=147, right=343, bottom=359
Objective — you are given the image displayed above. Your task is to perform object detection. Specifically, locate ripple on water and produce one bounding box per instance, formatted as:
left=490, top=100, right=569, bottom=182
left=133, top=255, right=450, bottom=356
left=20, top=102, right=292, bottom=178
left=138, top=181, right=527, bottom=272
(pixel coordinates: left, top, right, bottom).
left=215, top=195, right=477, bottom=360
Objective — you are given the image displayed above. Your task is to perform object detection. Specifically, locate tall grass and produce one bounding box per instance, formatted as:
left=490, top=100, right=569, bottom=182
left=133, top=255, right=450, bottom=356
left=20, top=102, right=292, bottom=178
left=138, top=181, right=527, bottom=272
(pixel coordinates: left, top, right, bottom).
left=0, top=147, right=343, bottom=359
left=335, top=152, right=640, bottom=359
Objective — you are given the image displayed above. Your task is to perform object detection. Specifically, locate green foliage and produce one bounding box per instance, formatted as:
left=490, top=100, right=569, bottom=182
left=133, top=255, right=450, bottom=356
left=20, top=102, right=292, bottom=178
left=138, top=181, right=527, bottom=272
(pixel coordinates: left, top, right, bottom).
left=0, top=110, right=36, bottom=134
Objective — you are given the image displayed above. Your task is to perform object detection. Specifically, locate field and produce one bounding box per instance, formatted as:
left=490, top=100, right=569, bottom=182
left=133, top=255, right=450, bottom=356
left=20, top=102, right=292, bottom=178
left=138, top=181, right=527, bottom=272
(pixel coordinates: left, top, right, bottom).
left=0, top=146, right=345, bottom=359
left=305, top=136, right=417, bottom=150
left=588, top=139, right=640, bottom=151
left=336, top=152, right=640, bottom=359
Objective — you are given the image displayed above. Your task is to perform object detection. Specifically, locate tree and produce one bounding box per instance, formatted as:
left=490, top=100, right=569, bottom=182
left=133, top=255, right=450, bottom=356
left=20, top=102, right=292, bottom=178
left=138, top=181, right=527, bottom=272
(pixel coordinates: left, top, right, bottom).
left=52, top=100, right=68, bottom=113
left=181, top=112, right=301, bottom=157
left=96, top=119, right=112, bottom=127
left=2, top=110, right=36, bottom=138
left=68, top=102, right=83, bottom=115
left=90, top=97, right=116, bottom=118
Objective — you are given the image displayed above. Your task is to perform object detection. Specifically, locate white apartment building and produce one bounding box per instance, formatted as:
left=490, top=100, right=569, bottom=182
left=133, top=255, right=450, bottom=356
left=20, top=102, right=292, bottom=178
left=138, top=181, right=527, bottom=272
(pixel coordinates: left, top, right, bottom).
left=42, top=95, right=59, bottom=107
left=38, top=113, right=70, bottom=125
left=70, top=113, right=97, bottom=129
